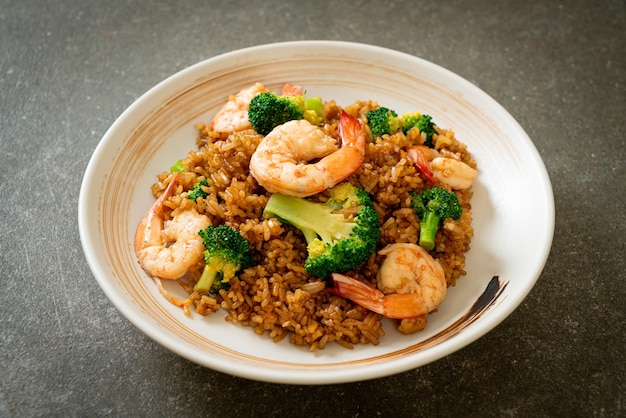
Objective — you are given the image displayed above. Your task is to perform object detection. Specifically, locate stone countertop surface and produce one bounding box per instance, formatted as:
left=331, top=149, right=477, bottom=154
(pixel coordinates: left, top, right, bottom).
left=1, top=0, right=624, bottom=416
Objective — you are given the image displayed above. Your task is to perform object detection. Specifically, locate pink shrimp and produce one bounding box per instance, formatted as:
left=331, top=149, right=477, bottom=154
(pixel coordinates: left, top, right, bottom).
left=407, top=146, right=435, bottom=184
left=208, top=82, right=307, bottom=134
left=134, top=173, right=211, bottom=280
left=249, top=110, right=366, bottom=197
left=328, top=243, right=447, bottom=319
left=408, top=145, right=477, bottom=190
left=209, top=83, right=268, bottom=133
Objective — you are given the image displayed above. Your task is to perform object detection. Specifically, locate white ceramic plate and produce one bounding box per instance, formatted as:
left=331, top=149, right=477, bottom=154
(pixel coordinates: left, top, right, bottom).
left=78, top=41, right=554, bottom=385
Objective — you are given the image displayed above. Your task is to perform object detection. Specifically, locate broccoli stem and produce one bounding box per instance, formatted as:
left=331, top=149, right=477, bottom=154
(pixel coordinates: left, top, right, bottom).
left=194, top=261, right=230, bottom=293
left=305, top=97, right=323, bottom=114
left=419, top=210, right=440, bottom=251
left=170, top=159, right=183, bottom=173
left=263, top=193, right=352, bottom=245
left=195, top=265, right=217, bottom=293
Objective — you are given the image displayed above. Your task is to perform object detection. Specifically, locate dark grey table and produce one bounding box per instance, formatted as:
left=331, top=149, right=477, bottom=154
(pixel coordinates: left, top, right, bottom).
left=1, top=1, right=624, bottom=416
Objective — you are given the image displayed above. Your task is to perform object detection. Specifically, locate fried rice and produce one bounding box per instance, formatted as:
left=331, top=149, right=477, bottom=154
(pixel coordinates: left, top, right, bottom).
left=148, top=98, right=475, bottom=351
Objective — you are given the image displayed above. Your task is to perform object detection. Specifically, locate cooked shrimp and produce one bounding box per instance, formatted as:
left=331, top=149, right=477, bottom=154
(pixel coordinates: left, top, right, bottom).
left=281, top=82, right=303, bottom=96
left=134, top=173, right=211, bottom=279
left=329, top=243, right=447, bottom=319
left=408, top=145, right=477, bottom=190
left=407, top=146, right=436, bottom=184
left=249, top=110, right=366, bottom=197
left=430, top=157, right=477, bottom=190
left=209, top=82, right=268, bottom=133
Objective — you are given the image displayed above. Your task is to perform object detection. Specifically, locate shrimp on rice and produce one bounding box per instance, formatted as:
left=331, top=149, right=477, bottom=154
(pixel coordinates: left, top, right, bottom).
left=329, top=243, right=447, bottom=324
left=249, top=110, right=366, bottom=198
left=134, top=173, right=211, bottom=280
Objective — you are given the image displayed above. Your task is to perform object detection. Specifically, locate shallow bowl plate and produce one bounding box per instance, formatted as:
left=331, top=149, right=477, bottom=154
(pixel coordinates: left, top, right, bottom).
left=78, top=41, right=554, bottom=384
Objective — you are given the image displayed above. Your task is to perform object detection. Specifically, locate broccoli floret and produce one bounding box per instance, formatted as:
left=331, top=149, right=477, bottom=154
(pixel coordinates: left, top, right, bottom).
left=248, top=91, right=324, bottom=135
left=187, top=179, right=209, bottom=202
left=402, top=112, right=437, bottom=147
left=263, top=182, right=381, bottom=280
left=366, top=107, right=402, bottom=138
left=411, top=186, right=462, bottom=251
left=194, top=224, right=255, bottom=294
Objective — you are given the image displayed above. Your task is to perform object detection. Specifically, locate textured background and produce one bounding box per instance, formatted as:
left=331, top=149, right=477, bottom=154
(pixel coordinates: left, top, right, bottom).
left=1, top=0, right=624, bottom=416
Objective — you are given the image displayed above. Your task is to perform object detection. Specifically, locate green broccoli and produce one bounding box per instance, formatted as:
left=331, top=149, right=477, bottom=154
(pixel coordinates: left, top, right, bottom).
left=365, top=107, right=402, bottom=137
left=187, top=179, right=209, bottom=202
left=170, top=159, right=184, bottom=173
left=194, top=224, right=255, bottom=294
left=263, top=182, right=381, bottom=280
left=303, top=96, right=324, bottom=122
left=247, top=91, right=324, bottom=135
left=411, top=186, right=462, bottom=251
left=402, top=112, right=437, bottom=147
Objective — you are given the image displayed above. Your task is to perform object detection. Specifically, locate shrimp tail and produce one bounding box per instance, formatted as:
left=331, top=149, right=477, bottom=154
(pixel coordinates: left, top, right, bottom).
left=338, top=110, right=365, bottom=149
left=134, top=173, right=180, bottom=254
left=407, top=147, right=434, bottom=184
left=154, top=277, right=186, bottom=308
left=329, top=272, right=433, bottom=319
left=328, top=273, right=386, bottom=316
